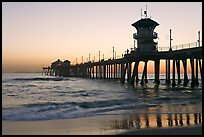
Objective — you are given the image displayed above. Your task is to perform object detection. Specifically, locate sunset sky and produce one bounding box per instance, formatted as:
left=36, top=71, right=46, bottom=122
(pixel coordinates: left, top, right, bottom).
left=2, top=2, right=202, bottom=73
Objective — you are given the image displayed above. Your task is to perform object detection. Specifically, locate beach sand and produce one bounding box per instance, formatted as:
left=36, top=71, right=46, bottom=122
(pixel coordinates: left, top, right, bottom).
left=2, top=115, right=123, bottom=135
left=118, top=126, right=202, bottom=135
left=2, top=114, right=202, bottom=135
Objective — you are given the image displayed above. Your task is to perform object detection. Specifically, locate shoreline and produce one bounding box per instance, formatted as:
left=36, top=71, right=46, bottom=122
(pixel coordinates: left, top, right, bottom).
left=2, top=114, right=202, bottom=135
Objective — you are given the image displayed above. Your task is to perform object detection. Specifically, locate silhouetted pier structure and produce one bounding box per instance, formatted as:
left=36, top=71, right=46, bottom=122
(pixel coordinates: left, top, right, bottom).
left=42, top=59, right=71, bottom=77
left=42, top=10, right=202, bottom=87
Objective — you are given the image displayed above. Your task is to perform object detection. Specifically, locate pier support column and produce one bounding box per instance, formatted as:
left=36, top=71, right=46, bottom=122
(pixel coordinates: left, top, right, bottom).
left=195, top=58, right=199, bottom=86
left=96, top=65, right=98, bottom=79
left=83, top=67, right=86, bottom=77
left=136, top=63, right=139, bottom=83
left=198, top=59, right=202, bottom=82
left=87, top=66, right=88, bottom=78
left=49, top=68, right=52, bottom=76
left=127, top=62, right=132, bottom=82
left=81, top=66, right=83, bottom=77
left=111, top=64, right=112, bottom=79
left=107, top=64, right=109, bottom=79
left=46, top=69, right=48, bottom=75
left=141, top=61, right=148, bottom=85
left=73, top=68, right=75, bottom=77
left=85, top=66, right=87, bottom=77
left=87, top=67, right=89, bottom=78
left=144, top=61, right=148, bottom=83
left=113, top=64, right=116, bottom=79
left=167, top=59, right=171, bottom=84
left=120, top=63, right=124, bottom=81
left=86, top=67, right=88, bottom=78
left=115, top=64, right=117, bottom=79
left=154, top=59, right=160, bottom=85
left=130, top=60, right=139, bottom=85
left=77, top=67, right=79, bottom=77
left=103, top=65, right=106, bottom=79
left=121, top=63, right=126, bottom=83
left=165, top=59, right=168, bottom=83
left=101, top=65, right=103, bottom=79
left=106, top=65, right=108, bottom=79
left=92, top=66, right=95, bottom=79
left=99, top=64, right=101, bottom=79
left=47, top=68, right=49, bottom=75
left=52, top=68, right=55, bottom=76
left=172, top=59, right=176, bottom=86
left=176, top=60, right=181, bottom=84
left=118, top=64, right=121, bottom=79
left=48, top=68, right=50, bottom=75
left=109, top=64, right=111, bottom=79
left=108, top=64, right=111, bottom=79
left=117, top=64, right=119, bottom=79
left=42, top=69, right=44, bottom=75
left=190, top=58, right=195, bottom=87
left=182, top=59, right=189, bottom=86
left=89, top=66, right=92, bottom=78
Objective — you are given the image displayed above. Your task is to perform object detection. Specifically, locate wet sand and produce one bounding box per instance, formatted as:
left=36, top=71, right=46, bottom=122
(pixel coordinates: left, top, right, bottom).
left=2, top=113, right=202, bottom=135
left=118, top=126, right=202, bottom=135
left=2, top=115, right=123, bottom=135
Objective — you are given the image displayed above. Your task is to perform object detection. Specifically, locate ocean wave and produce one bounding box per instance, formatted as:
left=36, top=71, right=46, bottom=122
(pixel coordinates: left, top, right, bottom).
left=2, top=100, right=146, bottom=121
left=17, top=99, right=134, bottom=109
left=13, top=77, right=69, bottom=81
left=68, top=90, right=100, bottom=97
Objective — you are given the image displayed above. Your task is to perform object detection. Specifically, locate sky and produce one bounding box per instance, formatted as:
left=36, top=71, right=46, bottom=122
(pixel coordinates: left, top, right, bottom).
left=2, top=2, right=202, bottom=73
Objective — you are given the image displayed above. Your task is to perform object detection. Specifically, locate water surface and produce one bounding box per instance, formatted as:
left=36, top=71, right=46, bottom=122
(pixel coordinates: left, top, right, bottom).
left=2, top=73, right=202, bottom=122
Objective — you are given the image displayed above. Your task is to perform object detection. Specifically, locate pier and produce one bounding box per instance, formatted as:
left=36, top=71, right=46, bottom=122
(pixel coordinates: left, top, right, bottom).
left=42, top=10, right=202, bottom=88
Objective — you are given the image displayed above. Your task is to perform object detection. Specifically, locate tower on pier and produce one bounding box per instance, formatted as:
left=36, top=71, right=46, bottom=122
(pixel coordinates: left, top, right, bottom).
left=132, top=8, right=159, bottom=52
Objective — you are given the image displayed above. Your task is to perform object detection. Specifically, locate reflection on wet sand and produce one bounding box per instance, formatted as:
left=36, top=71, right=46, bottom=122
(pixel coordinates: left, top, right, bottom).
left=111, top=113, right=202, bottom=130
left=2, top=113, right=202, bottom=135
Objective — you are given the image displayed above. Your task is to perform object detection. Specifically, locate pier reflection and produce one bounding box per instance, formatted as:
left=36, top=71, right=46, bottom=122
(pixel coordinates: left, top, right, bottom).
left=111, top=113, right=202, bottom=130
left=156, top=114, right=162, bottom=127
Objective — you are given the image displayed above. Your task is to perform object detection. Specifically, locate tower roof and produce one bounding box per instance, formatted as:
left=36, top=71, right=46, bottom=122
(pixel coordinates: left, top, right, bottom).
left=132, top=18, right=159, bottom=29
left=52, top=59, right=62, bottom=65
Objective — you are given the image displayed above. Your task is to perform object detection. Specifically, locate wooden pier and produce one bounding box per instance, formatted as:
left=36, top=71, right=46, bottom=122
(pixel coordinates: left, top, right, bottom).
left=42, top=42, right=202, bottom=87
left=42, top=10, right=202, bottom=87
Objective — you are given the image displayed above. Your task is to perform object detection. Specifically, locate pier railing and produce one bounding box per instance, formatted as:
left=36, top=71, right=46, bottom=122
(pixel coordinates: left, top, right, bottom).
left=69, top=41, right=202, bottom=65
left=158, top=41, right=202, bottom=52
left=74, top=41, right=202, bottom=64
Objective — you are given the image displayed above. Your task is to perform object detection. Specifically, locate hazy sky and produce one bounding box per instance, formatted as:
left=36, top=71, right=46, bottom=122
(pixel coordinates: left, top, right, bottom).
left=2, top=2, right=202, bottom=73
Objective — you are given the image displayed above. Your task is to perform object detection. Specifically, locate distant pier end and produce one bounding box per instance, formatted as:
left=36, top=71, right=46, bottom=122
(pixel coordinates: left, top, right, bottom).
left=42, top=59, right=71, bottom=77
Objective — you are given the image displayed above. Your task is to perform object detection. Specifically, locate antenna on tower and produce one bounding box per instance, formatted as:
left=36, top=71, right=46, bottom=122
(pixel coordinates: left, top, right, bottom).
left=141, top=9, right=142, bottom=19
left=144, top=5, right=148, bottom=18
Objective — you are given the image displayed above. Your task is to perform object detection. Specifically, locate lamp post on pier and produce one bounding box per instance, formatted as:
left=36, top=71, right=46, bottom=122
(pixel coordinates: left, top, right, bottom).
left=99, top=51, right=100, bottom=62
left=76, top=58, right=77, bottom=64
left=170, top=29, right=173, bottom=51
left=113, top=46, right=114, bottom=59
left=198, top=31, right=200, bottom=47
left=82, top=56, right=83, bottom=63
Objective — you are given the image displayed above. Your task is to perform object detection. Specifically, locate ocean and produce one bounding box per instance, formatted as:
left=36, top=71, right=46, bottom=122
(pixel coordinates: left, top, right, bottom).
left=2, top=72, right=202, bottom=123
